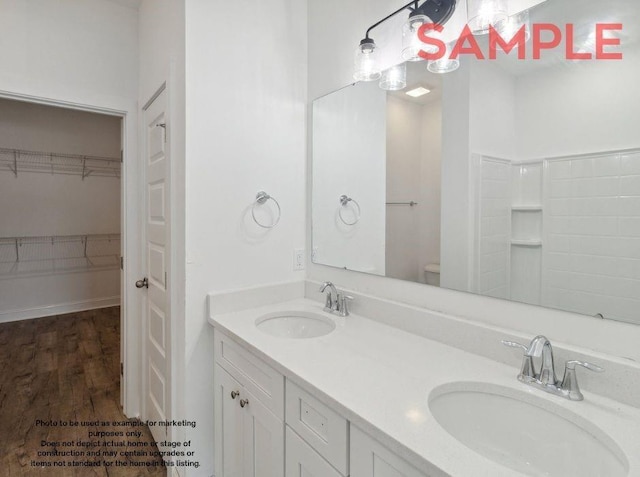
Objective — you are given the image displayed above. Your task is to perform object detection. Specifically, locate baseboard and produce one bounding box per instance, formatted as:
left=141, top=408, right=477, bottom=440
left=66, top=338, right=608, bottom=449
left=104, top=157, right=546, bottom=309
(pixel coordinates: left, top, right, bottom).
left=0, top=296, right=121, bottom=323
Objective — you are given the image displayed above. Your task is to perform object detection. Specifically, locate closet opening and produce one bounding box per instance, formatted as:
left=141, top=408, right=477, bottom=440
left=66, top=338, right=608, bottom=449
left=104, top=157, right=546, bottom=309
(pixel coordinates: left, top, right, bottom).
left=0, top=97, right=156, bottom=470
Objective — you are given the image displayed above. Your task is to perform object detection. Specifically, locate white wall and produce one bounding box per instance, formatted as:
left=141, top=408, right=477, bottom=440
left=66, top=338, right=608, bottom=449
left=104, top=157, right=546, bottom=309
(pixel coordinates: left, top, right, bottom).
left=314, top=82, right=386, bottom=275
left=306, top=0, right=640, bottom=365
left=185, top=1, right=307, bottom=475
left=516, top=48, right=640, bottom=160
left=0, top=0, right=138, bottom=108
left=0, top=99, right=121, bottom=320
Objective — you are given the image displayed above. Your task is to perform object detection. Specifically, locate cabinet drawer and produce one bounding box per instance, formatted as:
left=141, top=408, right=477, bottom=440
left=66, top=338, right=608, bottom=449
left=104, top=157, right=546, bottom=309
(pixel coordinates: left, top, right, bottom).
left=286, top=427, right=342, bottom=477
left=215, top=331, right=284, bottom=419
left=286, top=380, right=349, bottom=475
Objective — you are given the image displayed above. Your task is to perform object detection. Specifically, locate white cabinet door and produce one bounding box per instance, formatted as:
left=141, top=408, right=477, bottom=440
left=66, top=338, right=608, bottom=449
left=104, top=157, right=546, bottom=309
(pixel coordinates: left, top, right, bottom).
left=215, top=365, right=244, bottom=477
left=285, top=427, right=343, bottom=477
left=351, top=426, right=430, bottom=477
left=242, top=387, right=284, bottom=477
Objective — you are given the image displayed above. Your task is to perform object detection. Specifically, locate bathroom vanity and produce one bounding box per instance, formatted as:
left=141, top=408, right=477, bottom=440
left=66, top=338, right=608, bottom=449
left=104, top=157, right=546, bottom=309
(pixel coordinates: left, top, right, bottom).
left=209, top=282, right=640, bottom=477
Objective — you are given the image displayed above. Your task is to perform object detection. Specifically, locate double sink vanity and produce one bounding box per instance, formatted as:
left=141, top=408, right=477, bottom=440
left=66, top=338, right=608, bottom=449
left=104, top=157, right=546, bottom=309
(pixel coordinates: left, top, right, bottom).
left=209, top=281, right=640, bottom=477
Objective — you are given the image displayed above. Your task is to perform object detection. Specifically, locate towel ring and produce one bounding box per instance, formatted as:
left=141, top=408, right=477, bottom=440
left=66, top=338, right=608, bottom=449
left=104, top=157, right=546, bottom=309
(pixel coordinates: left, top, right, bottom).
left=339, top=195, right=361, bottom=226
left=252, top=191, right=281, bottom=229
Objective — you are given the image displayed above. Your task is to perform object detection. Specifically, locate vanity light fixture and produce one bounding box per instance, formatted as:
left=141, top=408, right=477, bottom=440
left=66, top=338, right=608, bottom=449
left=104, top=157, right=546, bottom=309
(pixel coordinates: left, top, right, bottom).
left=466, top=0, right=509, bottom=35
left=428, top=41, right=460, bottom=73
left=402, top=14, right=435, bottom=61
left=498, top=9, right=531, bottom=42
left=380, top=63, right=407, bottom=91
left=405, top=86, right=431, bottom=97
left=354, top=0, right=457, bottom=81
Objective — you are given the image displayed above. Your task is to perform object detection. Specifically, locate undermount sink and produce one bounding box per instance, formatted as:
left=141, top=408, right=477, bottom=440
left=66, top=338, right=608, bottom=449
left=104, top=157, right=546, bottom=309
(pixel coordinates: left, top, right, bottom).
left=255, top=311, right=335, bottom=339
left=429, top=382, right=628, bottom=477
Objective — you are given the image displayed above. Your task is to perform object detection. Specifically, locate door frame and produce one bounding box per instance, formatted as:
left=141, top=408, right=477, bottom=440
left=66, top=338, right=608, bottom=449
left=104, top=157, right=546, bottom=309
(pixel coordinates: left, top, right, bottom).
left=0, top=88, right=142, bottom=417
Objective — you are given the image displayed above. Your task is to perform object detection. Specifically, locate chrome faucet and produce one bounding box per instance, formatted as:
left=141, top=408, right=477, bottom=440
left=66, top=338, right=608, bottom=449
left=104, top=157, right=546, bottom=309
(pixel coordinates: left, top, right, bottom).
left=502, top=335, right=604, bottom=401
left=526, top=335, right=557, bottom=386
left=319, top=281, right=353, bottom=317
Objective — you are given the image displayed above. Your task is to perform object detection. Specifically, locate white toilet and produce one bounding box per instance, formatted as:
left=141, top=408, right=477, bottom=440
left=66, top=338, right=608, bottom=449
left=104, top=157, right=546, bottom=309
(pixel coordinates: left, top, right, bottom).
left=424, top=263, right=441, bottom=287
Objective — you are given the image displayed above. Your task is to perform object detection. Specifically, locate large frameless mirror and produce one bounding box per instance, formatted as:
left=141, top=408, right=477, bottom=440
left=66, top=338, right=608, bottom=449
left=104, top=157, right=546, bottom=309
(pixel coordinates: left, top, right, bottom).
left=311, top=0, right=640, bottom=325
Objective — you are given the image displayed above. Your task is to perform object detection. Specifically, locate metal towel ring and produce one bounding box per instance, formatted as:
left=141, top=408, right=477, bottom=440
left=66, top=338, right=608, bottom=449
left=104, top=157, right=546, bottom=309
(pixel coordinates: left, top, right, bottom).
left=252, top=191, right=281, bottom=229
left=338, top=195, right=361, bottom=226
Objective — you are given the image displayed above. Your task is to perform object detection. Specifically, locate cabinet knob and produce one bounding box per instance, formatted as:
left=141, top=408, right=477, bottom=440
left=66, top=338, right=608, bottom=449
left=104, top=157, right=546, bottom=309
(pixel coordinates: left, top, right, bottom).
left=240, top=399, right=249, bottom=408
left=230, top=390, right=240, bottom=400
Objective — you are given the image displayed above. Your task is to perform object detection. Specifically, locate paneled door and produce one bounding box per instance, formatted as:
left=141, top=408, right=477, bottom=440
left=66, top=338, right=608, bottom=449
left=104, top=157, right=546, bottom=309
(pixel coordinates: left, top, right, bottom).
left=141, top=89, right=171, bottom=443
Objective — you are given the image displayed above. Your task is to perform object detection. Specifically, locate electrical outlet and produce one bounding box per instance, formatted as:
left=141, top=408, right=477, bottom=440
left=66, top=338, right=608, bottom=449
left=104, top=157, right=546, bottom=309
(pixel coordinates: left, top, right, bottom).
left=294, top=248, right=305, bottom=270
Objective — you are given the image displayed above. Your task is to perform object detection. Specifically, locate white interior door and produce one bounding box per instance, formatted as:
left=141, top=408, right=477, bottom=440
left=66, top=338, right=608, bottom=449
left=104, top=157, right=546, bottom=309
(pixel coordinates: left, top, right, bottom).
left=141, top=89, right=170, bottom=443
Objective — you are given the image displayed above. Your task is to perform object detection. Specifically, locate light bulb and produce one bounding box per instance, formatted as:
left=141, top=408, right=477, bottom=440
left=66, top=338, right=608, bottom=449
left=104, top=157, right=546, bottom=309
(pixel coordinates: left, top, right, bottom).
left=402, top=14, right=435, bottom=61
left=379, top=63, right=407, bottom=91
left=354, top=39, right=381, bottom=81
left=467, top=0, right=508, bottom=35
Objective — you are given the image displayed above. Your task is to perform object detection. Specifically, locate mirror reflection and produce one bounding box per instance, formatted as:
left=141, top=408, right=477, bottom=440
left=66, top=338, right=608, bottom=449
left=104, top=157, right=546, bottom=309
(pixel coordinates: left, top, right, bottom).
left=312, top=0, right=640, bottom=325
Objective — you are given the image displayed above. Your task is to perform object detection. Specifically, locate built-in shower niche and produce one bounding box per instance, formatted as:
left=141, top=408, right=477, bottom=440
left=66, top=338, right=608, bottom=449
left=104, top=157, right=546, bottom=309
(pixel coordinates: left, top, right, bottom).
left=510, top=162, right=543, bottom=306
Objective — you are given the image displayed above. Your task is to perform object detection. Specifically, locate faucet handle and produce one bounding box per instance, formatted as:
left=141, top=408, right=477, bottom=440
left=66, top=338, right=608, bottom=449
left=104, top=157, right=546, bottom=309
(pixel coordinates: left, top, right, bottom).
left=337, top=294, right=353, bottom=317
left=561, top=360, right=604, bottom=401
left=565, top=360, right=604, bottom=373
left=501, top=340, right=536, bottom=381
left=501, top=340, right=528, bottom=352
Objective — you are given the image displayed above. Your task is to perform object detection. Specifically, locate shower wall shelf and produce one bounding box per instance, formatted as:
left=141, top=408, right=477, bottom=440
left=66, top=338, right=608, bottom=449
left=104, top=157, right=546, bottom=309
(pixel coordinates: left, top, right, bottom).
left=0, top=147, right=121, bottom=179
left=511, top=239, right=543, bottom=247
left=0, top=233, right=121, bottom=276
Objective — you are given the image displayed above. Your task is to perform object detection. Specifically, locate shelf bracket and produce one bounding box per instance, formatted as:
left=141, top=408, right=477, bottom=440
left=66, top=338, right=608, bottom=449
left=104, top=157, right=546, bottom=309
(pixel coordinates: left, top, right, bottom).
left=9, top=150, right=18, bottom=177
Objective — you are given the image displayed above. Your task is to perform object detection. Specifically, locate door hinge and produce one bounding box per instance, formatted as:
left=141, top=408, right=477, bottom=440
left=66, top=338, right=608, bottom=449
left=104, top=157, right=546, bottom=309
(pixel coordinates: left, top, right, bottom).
left=120, top=363, right=124, bottom=376
left=120, top=256, right=124, bottom=270
left=120, top=150, right=123, bottom=163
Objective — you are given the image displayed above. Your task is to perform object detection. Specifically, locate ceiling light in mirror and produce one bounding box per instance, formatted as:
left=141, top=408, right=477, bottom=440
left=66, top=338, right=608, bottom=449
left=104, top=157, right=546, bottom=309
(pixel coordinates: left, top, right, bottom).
left=467, top=0, right=508, bottom=35
left=402, top=14, right=434, bottom=61
left=406, top=86, right=431, bottom=97
left=354, top=39, right=381, bottom=81
left=380, top=63, right=407, bottom=91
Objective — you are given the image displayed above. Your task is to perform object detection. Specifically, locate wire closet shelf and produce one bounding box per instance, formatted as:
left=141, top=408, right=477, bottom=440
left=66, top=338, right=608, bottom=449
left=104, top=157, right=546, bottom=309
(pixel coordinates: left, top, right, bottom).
left=0, top=234, right=121, bottom=276
left=0, top=147, right=121, bottom=179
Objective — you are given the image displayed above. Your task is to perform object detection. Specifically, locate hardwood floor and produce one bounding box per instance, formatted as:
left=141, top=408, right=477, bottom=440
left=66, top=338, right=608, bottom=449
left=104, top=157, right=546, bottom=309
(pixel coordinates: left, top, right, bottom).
left=0, top=307, right=165, bottom=476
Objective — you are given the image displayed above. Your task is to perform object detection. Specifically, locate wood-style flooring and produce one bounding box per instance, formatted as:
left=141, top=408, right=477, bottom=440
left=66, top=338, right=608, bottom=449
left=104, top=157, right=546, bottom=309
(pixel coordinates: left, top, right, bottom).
left=0, top=307, right=165, bottom=476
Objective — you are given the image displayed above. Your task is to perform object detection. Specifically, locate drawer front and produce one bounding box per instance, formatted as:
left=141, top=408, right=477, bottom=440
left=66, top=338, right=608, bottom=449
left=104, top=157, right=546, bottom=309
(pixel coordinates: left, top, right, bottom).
left=286, top=427, right=343, bottom=477
left=215, top=330, right=284, bottom=419
left=286, top=380, right=349, bottom=475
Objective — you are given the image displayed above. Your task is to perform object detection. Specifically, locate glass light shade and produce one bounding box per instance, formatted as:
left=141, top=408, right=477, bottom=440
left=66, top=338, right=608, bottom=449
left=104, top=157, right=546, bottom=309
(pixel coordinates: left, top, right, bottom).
left=497, top=10, right=531, bottom=42
left=427, top=42, right=460, bottom=74
left=354, top=41, right=381, bottom=81
left=402, top=14, right=435, bottom=61
left=467, top=0, right=508, bottom=35
left=379, top=63, right=407, bottom=91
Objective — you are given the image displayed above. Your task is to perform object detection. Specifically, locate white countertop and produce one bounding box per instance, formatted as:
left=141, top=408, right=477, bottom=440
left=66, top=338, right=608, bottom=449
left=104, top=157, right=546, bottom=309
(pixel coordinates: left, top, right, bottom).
left=209, top=298, right=640, bottom=477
